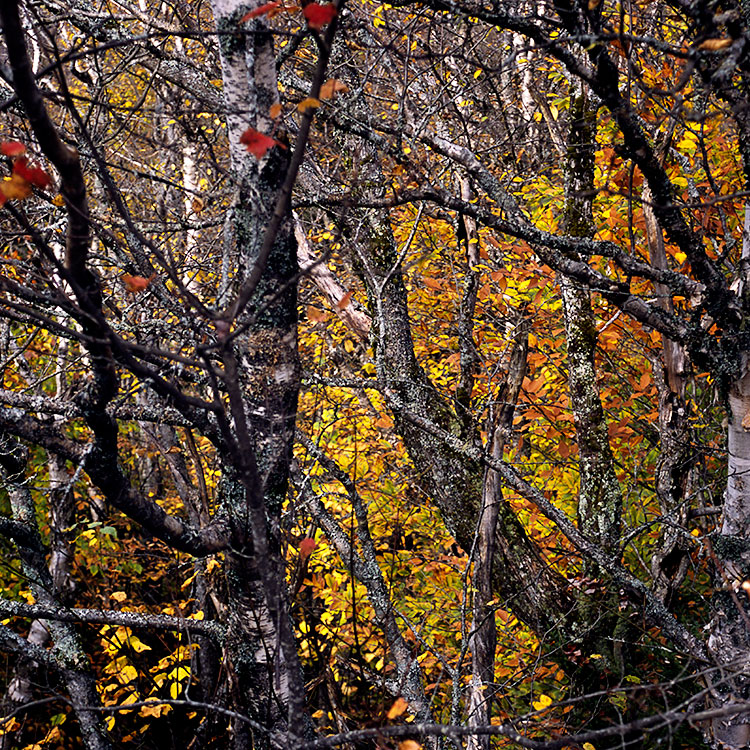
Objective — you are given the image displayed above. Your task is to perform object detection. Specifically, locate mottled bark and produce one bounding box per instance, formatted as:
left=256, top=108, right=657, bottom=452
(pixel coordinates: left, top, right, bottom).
left=643, top=182, right=693, bottom=606
left=561, top=91, right=622, bottom=559
left=708, top=207, right=750, bottom=749
left=467, top=317, right=528, bottom=750
left=210, top=1, right=305, bottom=744
left=559, top=90, right=623, bottom=676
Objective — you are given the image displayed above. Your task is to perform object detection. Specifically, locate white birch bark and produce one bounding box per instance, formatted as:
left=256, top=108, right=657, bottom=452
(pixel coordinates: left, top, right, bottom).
left=709, top=205, right=750, bottom=749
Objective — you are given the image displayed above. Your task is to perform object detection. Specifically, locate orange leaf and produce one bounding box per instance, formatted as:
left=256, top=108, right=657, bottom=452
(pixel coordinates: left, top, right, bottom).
left=0, top=141, right=26, bottom=157
left=303, top=2, right=336, bottom=29
left=269, top=102, right=283, bottom=119
left=122, top=272, right=156, bottom=293
left=239, top=1, right=281, bottom=22
left=387, top=697, right=408, bottom=720
left=1, top=173, right=32, bottom=201
left=399, top=742, right=421, bottom=750
left=13, top=158, right=52, bottom=189
left=239, top=128, right=285, bottom=159
left=306, top=304, right=327, bottom=322
left=698, top=38, right=732, bottom=50
left=297, top=97, right=321, bottom=113
left=336, top=291, right=353, bottom=310
left=319, top=78, right=349, bottom=100
left=299, top=537, right=316, bottom=560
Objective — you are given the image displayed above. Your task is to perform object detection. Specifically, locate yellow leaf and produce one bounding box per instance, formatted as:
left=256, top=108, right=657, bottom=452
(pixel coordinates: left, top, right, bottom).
left=121, top=665, right=138, bottom=682
left=105, top=717, right=115, bottom=731
left=583, top=744, right=596, bottom=750
left=387, top=697, right=408, bottom=719
left=111, top=591, right=127, bottom=602
left=297, top=97, right=321, bottom=113
left=140, top=702, right=171, bottom=718
left=698, top=37, right=732, bottom=51
left=532, top=693, right=552, bottom=711
left=129, top=636, right=152, bottom=653
left=52, top=194, right=65, bottom=207
left=169, top=681, right=183, bottom=699
left=674, top=251, right=687, bottom=264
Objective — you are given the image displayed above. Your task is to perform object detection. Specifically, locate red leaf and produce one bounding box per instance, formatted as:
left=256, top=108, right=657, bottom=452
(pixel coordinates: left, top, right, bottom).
left=299, top=537, right=317, bottom=560
left=0, top=141, right=26, bottom=157
left=303, top=2, right=336, bottom=29
left=239, top=128, right=284, bottom=159
left=239, top=2, right=280, bottom=22
left=13, top=158, right=52, bottom=190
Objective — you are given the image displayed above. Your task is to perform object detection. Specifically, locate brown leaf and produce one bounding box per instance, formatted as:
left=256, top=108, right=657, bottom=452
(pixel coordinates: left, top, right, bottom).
left=306, top=305, right=328, bottom=322
left=335, top=291, right=353, bottom=310
left=1, top=173, right=32, bottom=201
left=319, top=78, right=349, bottom=100
left=269, top=102, right=283, bottom=120
left=299, top=537, right=317, bottom=560
left=698, top=37, right=732, bottom=50
left=297, top=97, right=321, bottom=113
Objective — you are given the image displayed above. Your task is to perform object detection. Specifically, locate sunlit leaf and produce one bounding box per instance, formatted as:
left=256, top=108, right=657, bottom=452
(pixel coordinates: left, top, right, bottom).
left=387, top=697, right=408, bottom=719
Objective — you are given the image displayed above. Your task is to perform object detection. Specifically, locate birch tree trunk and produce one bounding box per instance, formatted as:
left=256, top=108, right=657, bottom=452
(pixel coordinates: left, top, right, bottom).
left=209, top=2, right=304, bottom=746
left=708, top=205, right=750, bottom=749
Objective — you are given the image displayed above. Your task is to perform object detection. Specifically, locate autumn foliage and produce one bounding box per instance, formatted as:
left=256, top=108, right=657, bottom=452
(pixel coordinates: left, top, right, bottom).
left=0, top=0, right=748, bottom=748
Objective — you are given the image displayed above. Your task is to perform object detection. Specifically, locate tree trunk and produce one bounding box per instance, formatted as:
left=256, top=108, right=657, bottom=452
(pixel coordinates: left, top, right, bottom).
left=708, top=205, right=750, bottom=749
